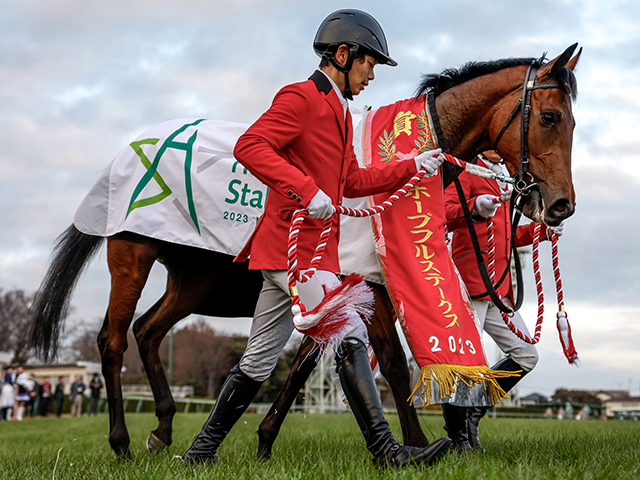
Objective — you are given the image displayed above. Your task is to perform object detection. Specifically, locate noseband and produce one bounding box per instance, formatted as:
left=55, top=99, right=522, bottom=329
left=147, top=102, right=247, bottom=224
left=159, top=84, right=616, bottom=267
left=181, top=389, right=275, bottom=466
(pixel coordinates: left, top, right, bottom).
left=492, top=61, right=562, bottom=196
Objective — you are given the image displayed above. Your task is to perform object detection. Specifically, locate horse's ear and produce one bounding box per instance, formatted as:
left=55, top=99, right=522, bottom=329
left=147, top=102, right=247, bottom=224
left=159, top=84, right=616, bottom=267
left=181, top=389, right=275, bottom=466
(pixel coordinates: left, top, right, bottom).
left=542, top=43, right=579, bottom=77
left=564, top=47, right=582, bottom=71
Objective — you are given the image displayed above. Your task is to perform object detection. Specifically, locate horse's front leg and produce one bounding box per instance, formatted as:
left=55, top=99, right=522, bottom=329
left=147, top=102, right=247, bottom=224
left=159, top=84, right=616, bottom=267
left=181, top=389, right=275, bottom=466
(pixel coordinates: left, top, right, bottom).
left=366, top=282, right=430, bottom=448
left=257, top=336, right=319, bottom=460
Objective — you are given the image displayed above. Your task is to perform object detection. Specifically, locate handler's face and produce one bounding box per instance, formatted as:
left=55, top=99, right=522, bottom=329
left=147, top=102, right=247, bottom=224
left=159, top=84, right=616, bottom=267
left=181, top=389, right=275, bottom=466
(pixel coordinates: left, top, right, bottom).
left=349, top=55, right=378, bottom=96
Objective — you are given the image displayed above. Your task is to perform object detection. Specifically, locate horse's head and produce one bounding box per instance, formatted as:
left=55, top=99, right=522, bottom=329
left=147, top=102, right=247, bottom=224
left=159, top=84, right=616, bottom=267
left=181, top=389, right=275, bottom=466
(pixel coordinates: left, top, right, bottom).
left=495, top=44, right=581, bottom=226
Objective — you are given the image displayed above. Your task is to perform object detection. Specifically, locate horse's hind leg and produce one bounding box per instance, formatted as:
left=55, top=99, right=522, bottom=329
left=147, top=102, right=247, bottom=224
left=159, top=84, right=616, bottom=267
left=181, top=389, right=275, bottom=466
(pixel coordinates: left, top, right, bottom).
left=98, top=236, right=160, bottom=458
left=367, top=282, right=430, bottom=448
left=133, top=269, right=213, bottom=453
left=257, top=336, right=318, bottom=460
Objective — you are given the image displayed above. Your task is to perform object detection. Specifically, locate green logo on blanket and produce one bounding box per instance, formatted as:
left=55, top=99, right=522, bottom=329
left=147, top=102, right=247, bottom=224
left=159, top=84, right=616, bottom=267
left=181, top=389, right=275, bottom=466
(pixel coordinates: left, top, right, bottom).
left=126, top=119, right=206, bottom=233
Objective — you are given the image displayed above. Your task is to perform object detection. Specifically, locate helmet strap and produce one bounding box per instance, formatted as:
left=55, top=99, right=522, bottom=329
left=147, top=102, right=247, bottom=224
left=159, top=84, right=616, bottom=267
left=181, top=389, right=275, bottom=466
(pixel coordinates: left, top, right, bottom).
left=343, top=72, right=353, bottom=100
left=327, top=45, right=359, bottom=100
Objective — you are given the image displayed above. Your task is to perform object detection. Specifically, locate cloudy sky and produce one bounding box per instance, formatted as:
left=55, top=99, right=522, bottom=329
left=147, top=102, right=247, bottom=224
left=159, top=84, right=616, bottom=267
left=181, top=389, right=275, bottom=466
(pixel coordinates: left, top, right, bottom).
left=1, top=0, right=639, bottom=398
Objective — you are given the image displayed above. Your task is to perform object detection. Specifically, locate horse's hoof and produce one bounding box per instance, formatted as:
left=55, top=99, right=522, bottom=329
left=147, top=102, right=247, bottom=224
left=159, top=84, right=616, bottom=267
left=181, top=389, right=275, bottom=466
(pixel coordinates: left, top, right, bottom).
left=116, top=450, right=133, bottom=461
left=257, top=449, right=272, bottom=461
left=146, top=432, right=169, bottom=453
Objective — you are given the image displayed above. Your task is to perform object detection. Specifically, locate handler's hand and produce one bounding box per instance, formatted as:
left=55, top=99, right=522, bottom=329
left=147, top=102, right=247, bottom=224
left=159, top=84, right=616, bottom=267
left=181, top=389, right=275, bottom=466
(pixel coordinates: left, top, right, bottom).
left=548, top=221, right=565, bottom=238
left=414, top=148, right=444, bottom=178
left=499, top=190, right=512, bottom=203
left=474, top=194, right=500, bottom=218
left=306, top=189, right=335, bottom=220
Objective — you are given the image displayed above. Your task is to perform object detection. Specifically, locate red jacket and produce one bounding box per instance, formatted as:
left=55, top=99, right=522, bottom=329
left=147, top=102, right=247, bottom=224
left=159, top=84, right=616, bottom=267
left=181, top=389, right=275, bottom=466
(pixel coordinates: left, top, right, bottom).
left=234, top=71, right=417, bottom=272
left=444, top=164, right=548, bottom=302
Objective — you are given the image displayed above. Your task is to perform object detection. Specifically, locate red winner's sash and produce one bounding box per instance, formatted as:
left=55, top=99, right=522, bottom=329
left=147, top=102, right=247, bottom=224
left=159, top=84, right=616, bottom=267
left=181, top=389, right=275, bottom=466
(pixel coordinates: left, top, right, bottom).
left=361, top=97, right=515, bottom=405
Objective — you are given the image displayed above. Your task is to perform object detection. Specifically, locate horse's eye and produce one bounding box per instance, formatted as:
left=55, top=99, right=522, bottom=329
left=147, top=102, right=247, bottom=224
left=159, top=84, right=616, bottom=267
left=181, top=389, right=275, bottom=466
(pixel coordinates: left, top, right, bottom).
left=541, top=112, right=556, bottom=126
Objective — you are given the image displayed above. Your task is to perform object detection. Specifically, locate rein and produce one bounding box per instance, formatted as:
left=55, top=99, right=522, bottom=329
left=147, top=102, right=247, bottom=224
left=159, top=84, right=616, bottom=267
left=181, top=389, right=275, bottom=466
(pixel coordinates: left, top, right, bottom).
left=493, top=61, right=560, bottom=194
left=484, top=217, right=547, bottom=344
left=485, top=219, right=579, bottom=365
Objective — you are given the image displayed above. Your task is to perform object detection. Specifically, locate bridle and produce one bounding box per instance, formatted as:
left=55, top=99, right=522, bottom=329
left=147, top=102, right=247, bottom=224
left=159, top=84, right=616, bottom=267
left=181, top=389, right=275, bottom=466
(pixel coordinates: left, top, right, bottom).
left=447, top=60, right=567, bottom=315
left=492, top=60, right=562, bottom=196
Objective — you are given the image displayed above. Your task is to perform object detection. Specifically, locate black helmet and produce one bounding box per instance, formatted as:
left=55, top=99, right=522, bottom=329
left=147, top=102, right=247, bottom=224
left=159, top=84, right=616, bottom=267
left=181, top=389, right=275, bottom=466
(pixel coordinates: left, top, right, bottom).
left=314, top=9, right=397, bottom=67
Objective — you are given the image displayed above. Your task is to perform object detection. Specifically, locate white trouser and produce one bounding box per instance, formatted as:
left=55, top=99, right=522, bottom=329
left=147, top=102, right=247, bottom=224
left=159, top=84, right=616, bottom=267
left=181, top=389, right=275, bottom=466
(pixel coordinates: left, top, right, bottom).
left=472, top=298, right=539, bottom=371
left=239, top=270, right=369, bottom=382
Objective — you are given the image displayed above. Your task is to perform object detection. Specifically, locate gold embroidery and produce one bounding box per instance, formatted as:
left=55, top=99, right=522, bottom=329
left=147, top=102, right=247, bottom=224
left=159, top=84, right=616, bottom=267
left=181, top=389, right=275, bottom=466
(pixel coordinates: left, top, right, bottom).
left=393, top=111, right=417, bottom=138
left=377, top=109, right=435, bottom=165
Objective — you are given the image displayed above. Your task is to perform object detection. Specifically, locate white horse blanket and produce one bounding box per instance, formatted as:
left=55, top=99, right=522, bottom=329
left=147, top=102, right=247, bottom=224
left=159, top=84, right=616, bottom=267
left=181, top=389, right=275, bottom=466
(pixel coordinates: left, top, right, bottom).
left=74, top=112, right=383, bottom=283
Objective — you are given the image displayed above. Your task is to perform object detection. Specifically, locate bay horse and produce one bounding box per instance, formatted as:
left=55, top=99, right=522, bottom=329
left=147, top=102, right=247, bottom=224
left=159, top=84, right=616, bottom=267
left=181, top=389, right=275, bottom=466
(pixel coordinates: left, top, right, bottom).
left=28, top=44, right=580, bottom=459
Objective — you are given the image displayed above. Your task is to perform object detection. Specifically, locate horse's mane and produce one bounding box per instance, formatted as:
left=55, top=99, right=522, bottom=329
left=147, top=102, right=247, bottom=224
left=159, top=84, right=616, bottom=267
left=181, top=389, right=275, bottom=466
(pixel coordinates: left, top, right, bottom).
left=414, top=55, right=578, bottom=100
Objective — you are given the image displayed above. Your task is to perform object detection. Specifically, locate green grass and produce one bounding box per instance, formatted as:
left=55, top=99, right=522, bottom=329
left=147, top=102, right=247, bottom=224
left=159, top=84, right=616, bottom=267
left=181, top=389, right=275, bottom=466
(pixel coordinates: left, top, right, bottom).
left=0, top=413, right=638, bottom=479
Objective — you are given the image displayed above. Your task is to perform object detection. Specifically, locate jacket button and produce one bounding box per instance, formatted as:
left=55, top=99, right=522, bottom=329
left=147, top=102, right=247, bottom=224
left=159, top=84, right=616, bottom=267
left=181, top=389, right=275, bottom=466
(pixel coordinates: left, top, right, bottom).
left=288, top=190, right=293, bottom=195
left=297, top=198, right=302, bottom=202
left=341, top=177, right=345, bottom=183
left=292, top=194, right=297, bottom=199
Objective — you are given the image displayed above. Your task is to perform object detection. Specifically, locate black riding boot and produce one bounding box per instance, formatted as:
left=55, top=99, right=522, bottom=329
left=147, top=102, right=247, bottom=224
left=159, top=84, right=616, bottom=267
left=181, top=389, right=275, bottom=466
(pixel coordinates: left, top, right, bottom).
left=336, top=337, right=451, bottom=467
left=467, top=356, right=527, bottom=450
left=442, top=403, right=473, bottom=452
left=181, top=365, right=263, bottom=465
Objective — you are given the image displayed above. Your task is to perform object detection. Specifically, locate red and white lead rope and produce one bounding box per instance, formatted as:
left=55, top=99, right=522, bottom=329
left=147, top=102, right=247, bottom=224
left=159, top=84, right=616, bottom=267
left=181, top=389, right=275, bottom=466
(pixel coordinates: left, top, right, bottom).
left=288, top=152, right=509, bottom=344
left=485, top=210, right=579, bottom=365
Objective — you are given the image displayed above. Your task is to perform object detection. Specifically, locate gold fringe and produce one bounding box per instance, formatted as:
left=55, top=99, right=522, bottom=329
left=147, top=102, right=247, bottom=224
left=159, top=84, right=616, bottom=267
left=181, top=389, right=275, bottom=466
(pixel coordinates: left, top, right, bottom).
left=408, top=364, right=522, bottom=407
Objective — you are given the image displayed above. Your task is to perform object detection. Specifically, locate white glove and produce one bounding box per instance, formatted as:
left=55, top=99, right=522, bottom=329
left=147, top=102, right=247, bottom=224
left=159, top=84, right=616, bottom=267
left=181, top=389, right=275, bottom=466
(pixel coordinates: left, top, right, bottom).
left=548, top=221, right=565, bottom=238
left=474, top=194, right=500, bottom=218
left=414, top=148, right=444, bottom=177
left=306, top=189, right=335, bottom=220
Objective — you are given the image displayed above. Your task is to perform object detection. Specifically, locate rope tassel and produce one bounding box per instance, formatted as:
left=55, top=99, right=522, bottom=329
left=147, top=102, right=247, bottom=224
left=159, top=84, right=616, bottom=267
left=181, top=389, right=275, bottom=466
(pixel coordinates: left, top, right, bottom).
left=557, top=310, right=579, bottom=366
left=551, top=234, right=580, bottom=366
left=292, top=274, right=374, bottom=347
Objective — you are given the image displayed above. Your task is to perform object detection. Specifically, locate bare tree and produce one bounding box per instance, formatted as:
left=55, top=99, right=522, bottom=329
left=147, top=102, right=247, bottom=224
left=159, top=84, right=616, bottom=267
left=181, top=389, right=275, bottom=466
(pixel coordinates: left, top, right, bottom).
left=0, top=288, right=34, bottom=363
left=170, top=319, right=236, bottom=397
left=63, top=323, right=102, bottom=363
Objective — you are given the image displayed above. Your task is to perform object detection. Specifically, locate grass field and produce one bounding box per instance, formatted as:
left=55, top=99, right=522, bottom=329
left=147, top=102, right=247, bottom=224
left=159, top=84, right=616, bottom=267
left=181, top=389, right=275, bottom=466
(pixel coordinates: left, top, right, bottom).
left=0, top=412, right=638, bottom=479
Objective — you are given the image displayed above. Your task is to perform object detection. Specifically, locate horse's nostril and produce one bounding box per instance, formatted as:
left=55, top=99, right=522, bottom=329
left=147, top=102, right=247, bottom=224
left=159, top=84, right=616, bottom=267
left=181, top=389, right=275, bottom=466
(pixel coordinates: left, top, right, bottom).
left=550, top=198, right=573, bottom=218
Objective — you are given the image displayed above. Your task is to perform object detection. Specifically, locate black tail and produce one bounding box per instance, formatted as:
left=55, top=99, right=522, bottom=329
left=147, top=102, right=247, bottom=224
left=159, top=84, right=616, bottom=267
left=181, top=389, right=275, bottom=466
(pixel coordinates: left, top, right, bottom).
left=29, top=225, right=105, bottom=362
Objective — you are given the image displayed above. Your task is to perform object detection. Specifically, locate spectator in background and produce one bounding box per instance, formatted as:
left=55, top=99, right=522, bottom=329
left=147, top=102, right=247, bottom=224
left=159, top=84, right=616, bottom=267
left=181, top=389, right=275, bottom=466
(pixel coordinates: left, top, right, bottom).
left=38, top=376, right=52, bottom=417
left=565, top=402, right=574, bottom=420
left=54, top=376, right=65, bottom=417
left=558, top=405, right=566, bottom=420
left=26, top=374, right=39, bottom=417
left=13, top=366, right=33, bottom=421
left=88, top=373, right=103, bottom=416
left=70, top=375, right=86, bottom=417
left=0, top=365, right=15, bottom=420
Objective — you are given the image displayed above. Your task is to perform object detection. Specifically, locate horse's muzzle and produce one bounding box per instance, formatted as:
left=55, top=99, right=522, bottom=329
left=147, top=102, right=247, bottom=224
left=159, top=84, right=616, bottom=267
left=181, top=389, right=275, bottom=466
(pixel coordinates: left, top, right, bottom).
left=546, top=198, right=574, bottom=225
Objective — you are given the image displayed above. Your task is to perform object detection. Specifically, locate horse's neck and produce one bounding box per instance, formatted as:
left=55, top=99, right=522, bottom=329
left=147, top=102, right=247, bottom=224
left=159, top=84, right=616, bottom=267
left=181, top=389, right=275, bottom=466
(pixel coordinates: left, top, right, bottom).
left=435, top=70, right=521, bottom=160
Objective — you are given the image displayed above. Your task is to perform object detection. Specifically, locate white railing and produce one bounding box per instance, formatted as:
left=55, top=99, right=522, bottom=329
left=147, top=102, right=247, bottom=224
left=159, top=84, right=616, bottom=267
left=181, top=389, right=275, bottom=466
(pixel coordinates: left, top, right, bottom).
left=121, top=384, right=194, bottom=398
